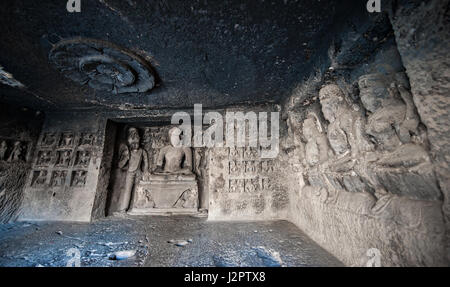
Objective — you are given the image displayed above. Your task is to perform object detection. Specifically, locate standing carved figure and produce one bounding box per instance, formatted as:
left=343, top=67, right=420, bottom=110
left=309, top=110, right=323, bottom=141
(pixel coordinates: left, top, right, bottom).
left=0, top=141, right=7, bottom=160
left=116, top=127, right=149, bottom=214
left=7, top=141, right=24, bottom=162
left=303, top=112, right=330, bottom=167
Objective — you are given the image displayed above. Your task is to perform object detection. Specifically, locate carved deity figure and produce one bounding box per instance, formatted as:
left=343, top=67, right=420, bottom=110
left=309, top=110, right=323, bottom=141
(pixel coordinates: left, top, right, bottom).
left=173, top=189, right=198, bottom=208
left=33, top=170, right=48, bottom=187
left=37, top=150, right=52, bottom=166
left=319, top=84, right=374, bottom=162
left=72, top=170, right=87, bottom=187
left=80, top=133, right=94, bottom=146
left=7, top=141, right=24, bottom=162
left=302, top=112, right=330, bottom=167
left=0, top=141, right=7, bottom=160
left=153, top=127, right=193, bottom=175
left=57, top=150, right=71, bottom=166
left=77, top=150, right=91, bottom=166
left=60, top=133, right=74, bottom=147
left=51, top=171, right=67, bottom=187
left=116, top=127, right=149, bottom=213
left=358, top=73, right=429, bottom=168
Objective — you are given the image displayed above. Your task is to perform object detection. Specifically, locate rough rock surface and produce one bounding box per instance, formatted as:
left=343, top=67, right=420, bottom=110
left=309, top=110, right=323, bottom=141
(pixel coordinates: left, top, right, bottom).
left=0, top=216, right=343, bottom=267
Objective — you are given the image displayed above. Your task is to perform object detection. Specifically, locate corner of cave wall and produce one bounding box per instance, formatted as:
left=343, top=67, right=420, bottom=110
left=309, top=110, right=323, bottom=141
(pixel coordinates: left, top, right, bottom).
left=0, top=103, right=44, bottom=223
left=279, top=4, right=449, bottom=266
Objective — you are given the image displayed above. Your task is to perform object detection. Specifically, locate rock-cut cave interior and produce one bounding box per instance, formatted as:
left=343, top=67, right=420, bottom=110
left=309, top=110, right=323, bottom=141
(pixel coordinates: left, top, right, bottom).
left=0, top=0, right=449, bottom=268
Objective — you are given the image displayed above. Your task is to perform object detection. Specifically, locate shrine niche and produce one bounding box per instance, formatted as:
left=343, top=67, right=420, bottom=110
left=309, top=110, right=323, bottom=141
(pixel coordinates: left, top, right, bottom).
left=49, top=38, right=156, bottom=94
left=128, top=127, right=199, bottom=215
left=75, top=150, right=91, bottom=167
left=40, top=133, right=58, bottom=147
left=0, top=139, right=28, bottom=163
left=106, top=124, right=206, bottom=216
left=31, top=170, right=48, bottom=188
left=59, top=133, right=74, bottom=148
left=50, top=170, right=67, bottom=187
left=71, top=170, right=87, bottom=187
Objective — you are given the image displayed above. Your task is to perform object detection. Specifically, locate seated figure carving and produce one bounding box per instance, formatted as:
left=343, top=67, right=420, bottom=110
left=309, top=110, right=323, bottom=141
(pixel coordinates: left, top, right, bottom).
left=129, top=126, right=199, bottom=214
left=319, top=84, right=374, bottom=172
left=302, top=111, right=330, bottom=167
left=358, top=73, right=429, bottom=168
left=151, top=127, right=194, bottom=178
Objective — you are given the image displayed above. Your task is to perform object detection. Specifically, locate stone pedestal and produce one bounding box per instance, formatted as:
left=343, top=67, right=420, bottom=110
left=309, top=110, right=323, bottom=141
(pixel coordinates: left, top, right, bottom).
left=128, top=174, right=199, bottom=215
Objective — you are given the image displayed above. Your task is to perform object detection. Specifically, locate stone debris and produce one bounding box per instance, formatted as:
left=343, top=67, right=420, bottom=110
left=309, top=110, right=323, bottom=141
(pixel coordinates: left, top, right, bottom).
left=253, top=246, right=284, bottom=267
left=109, top=250, right=136, bottom=260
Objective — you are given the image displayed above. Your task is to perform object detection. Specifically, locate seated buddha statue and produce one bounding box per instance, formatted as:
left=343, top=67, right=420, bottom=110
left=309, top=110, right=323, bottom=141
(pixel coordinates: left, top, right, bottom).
left=151, top=127, right=194, bottom=178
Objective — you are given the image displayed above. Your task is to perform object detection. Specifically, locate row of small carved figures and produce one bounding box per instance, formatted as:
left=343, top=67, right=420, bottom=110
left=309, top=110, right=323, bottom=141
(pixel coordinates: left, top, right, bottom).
left=229, top=160, right=275, bottom=174
left=35, top=149, right=91, bottom=168
left=39, top=132, right=95, bottom=148
left=229, top=147, right=267, bottom=159
left=0, top=140, right=27, bottom=162
left=227, top=177, right=274, bottom=193
left=30, top=169, right=88, bottom=188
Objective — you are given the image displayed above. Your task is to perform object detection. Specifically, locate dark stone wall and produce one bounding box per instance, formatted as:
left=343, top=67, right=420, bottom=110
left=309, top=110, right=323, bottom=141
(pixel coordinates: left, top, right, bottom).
left=387, top=0, right=450, bottom=264
left=0, top=103, right=44, bottom=223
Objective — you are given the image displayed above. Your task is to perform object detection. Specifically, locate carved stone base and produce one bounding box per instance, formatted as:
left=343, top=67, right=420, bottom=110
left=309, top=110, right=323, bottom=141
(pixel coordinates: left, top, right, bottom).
left=128, top=176, right=199, bottom=215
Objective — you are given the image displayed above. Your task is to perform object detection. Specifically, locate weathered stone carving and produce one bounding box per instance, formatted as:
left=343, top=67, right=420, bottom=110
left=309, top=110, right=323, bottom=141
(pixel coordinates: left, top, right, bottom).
left=49, top=38, right=155, bottom=94
left=229, top=179, right=245, bottom=193
left=7, top=141, right=24, bottom=162
left=41, top=133, right=58, bottom=147
left=359, top=73, right=429, bottom=166
left=71, top=170, right=87, bottom=187
left=319, top=84, right=374, bottom=159
left=302, top=112, right=330, bottom=167
left=0, top=65, right=25, bottom=88
left=31, top=170, right=48, bottom=187
left=79, top=133, right=95, bottom=146
left=173, top=188, right=199, bottom=209
left=115, top=127, right=149, bottom=214
left=75, top=150, right=91, bottom=167
left=0, top=141, right=7, bottom=160
left=56, top=150, right=72, bottom=167
left=36, top=150, right=53, bottom=166
left=59, top=133, right=74, bottom=147
left=153, top=127, right=193, bottom=175
left=51, top=170, right=67, bottom=187
left=128, top=127, right=199, bottom=214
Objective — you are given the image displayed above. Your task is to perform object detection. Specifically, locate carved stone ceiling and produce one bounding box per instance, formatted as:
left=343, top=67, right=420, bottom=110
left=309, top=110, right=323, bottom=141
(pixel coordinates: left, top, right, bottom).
left=0, top=0, right=338, bottom=112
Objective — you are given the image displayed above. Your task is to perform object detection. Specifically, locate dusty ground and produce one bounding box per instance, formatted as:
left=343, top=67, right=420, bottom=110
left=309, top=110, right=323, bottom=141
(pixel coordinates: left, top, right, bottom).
left=0, top=216, right=343, bottom=267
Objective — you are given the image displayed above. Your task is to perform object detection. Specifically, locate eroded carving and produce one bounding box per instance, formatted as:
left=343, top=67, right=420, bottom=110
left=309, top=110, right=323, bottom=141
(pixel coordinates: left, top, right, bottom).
left=56, top=150, right=72, bottom=167
left=36, top=150, right=53, bottom=166
left=7, top=141, right=25, bottom=162
left=71, top=170, right=87, bottom=187
left=75, top=150, right=91, bottom=167
left=41, top=133, right=58, bottom=147
left=31, top=170, right=48, bottom=187
left=115, top=127, right=149, bottom=213
left=0, top=141, right=7, bottom=161
left=49, top=38, right=155, bottom=94
left=59, top=133, right=74, bottom=147
left=51, top=170, right=67, bottom=187
left=153, top=127, right=193, bottom=175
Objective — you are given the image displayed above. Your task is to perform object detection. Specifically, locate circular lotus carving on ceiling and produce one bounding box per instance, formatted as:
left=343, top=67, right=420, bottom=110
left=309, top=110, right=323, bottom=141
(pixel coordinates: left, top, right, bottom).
left=49, top=38, right=155, bottom=94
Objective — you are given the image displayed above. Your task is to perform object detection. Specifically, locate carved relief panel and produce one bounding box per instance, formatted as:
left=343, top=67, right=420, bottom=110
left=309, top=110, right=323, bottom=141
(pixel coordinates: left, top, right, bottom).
left=29, top=132, right=95, bottom=188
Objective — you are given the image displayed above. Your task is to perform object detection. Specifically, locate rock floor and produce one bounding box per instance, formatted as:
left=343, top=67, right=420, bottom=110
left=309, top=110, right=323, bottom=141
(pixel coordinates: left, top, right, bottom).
left=0, top=216, right=343, bottom=267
